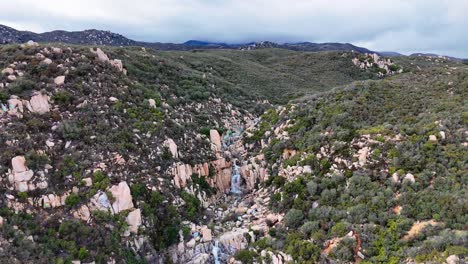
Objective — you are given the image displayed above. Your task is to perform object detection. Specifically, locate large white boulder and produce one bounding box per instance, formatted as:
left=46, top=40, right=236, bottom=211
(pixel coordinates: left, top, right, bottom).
left=164, top=138, right=178, bottom=158
left=2, top=68, right=14, bottom=75
left=9, top=156, right=34, bottom=192
left=110, top=181, right=134, bottom=213
left=201, top=226, right=212, bottom=242
left=126, top=209, right=142, bottom=233
left=91, top=48, right=109, bottom=62
left=54, top=76, right=65, bottom=86
left=26, top=92, right=50, bottom=114
left=110, top=59, right=123, bottom=72
left=210, top=129, right=222, bottom=151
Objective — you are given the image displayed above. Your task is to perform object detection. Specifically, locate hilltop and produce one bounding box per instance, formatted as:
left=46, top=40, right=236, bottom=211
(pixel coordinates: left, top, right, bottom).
left=0, top=24, right=375, bottom=53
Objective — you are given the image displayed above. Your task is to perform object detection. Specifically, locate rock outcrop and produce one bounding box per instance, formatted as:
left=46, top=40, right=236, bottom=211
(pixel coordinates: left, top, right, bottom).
left=90, top=47, right=125, bottom=73
left=210, top=129, right=222, bottom=152
left=54, top=75, right=65, bottom=85
left=126, top=209, right=142, bottom=233
left=164, top=138, right=179, bottom=158
left=25, top=91, right=51, bottom=114
left=9, top=156, right=34, bottom=192
left=110, top=181, right=134, bottom=213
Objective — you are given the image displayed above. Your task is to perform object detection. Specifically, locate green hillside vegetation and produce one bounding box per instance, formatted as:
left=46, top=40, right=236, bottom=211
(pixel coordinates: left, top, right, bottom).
left=115, top=47, right=376, bottom=107
left=248, top=63, right=467, bottom=263
left=0, top=42, right=466, bottom=263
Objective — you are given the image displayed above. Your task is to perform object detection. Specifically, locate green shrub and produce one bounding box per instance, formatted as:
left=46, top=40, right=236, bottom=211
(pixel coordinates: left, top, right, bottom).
left=53, top=91, right=73, bottom=105
left=78, top=247, right=89, bottom=260
left=234, top=249, right=258, bottom=264
left=284, top=209, right=304, bottom=228
left=65, top=193, right=80, bottom=207
left=8, top=79, right=36, bottom=94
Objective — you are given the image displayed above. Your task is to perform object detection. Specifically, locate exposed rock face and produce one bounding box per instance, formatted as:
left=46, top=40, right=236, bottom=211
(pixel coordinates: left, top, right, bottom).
left=26, top=92, right=50, bottom=114
left=90, top=192, right=112, bottom=212
left=187, top=253, right=210, bottom=264
left=218, top=228, right=248, bottom=251
left=25, top=40, right=39, bottom=47
left=446, top=255, right=460, bottom=264
left=240, top=154, right=268, bottom=191
left=110, top=181, right=134, bottom=213
left=164, top=138, right=179, bottom=158
left=210, top=129, right=222, bottom=151
left=2, top=67, right=14, bottom=75
left=403, top=220, right=441, bottom=240
left=148, top=98, right=156, bottom=108
left=39, top=193, right=69, bottom=208
left=41, top=58, right=52, bottom=65
left=357, top=147, right=370, bottom=166
left=126, top=209, right=142, bottom=233
left=54, top=75, right=65, bottom=85
left=110, top=59, right=123, bottom=72
left=7, top=97, right=24, bottom=116
left=73, top=205, right=91, bottom=221
left=9, top=156, right=34, bottom=192
left=91, top=48, right=110, bottom=62
left=201, top=226, right=212, bottom=242
left=282, top=149, right=297, bottom=160
left=352, top=53, right=402, bottom=76
left=404, top=173, right=415, bottom=183
left=90, top=48, right=125, bottom=72
left=171, top=158, right=233, bottom=193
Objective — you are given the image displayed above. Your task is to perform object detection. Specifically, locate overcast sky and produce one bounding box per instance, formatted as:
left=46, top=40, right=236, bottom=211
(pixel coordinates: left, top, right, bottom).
left=1, top=0, right=467, bottom=57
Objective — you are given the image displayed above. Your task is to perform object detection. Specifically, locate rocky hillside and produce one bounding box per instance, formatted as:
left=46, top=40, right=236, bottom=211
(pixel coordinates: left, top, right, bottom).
left=0, top=40, right=466, bottom=264
left=238, top=60, right=467, bottom=263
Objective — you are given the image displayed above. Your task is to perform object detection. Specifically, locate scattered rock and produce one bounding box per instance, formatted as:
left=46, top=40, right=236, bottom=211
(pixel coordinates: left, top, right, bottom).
left=110, top=181, right=134, bottom=213
left=26, top=91, right=50, bottom=114
left=7, top=75, right=16, bottom=81
left=9, top=156, right=34, bottom=192
left=110, top=59, right=123, bottom=72
left=404, top=173, right=415, bottom=183
left=148, top=98, right=156, bottom=108
left=164, top=138, right=179, bottom=158
left=446, top=255, right=460, bottom=264
left=210, top=129, right=222, bottom=151
left=25, top=40, right=39, bottom=47
left=73, top=205, right=91, bottom=221
left=91, top=48, right=109, bottom=62
left=126, top=209, right=142, bottom=233
left=440, top=131, right=446, bottom=140
left=2, top=67, right=14, bottom=75
left=41, top=58, right=53, bottom=65
left=201, top=226, right=212, bottom=242
left=54, top=76, right=65, bottom=85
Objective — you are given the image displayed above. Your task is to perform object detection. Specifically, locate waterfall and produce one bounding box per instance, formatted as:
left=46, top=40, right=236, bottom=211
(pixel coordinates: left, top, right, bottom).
left=231, top=163, right=242, bottom=194
left=212, top=240, right=220, bottom=264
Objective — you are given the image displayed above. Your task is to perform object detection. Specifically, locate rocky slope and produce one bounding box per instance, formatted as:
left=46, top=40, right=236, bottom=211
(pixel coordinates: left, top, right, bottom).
left=236, top=61, right=467, bottom=263
left=0, top=40, right=466, bottom=264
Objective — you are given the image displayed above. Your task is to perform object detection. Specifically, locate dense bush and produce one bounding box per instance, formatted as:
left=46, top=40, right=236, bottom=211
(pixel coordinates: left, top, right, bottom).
left=284, top=209, right=304, bottom=228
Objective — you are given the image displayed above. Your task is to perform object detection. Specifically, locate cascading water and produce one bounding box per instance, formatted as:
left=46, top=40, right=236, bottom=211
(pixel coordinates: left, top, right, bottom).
left=230, top=163, right=242, bottom=194
left=212, top=240, right=220, bottom=264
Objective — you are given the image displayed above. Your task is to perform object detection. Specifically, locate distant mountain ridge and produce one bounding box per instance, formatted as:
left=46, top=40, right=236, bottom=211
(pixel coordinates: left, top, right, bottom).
left=0, top=24, right=375, bottom=53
